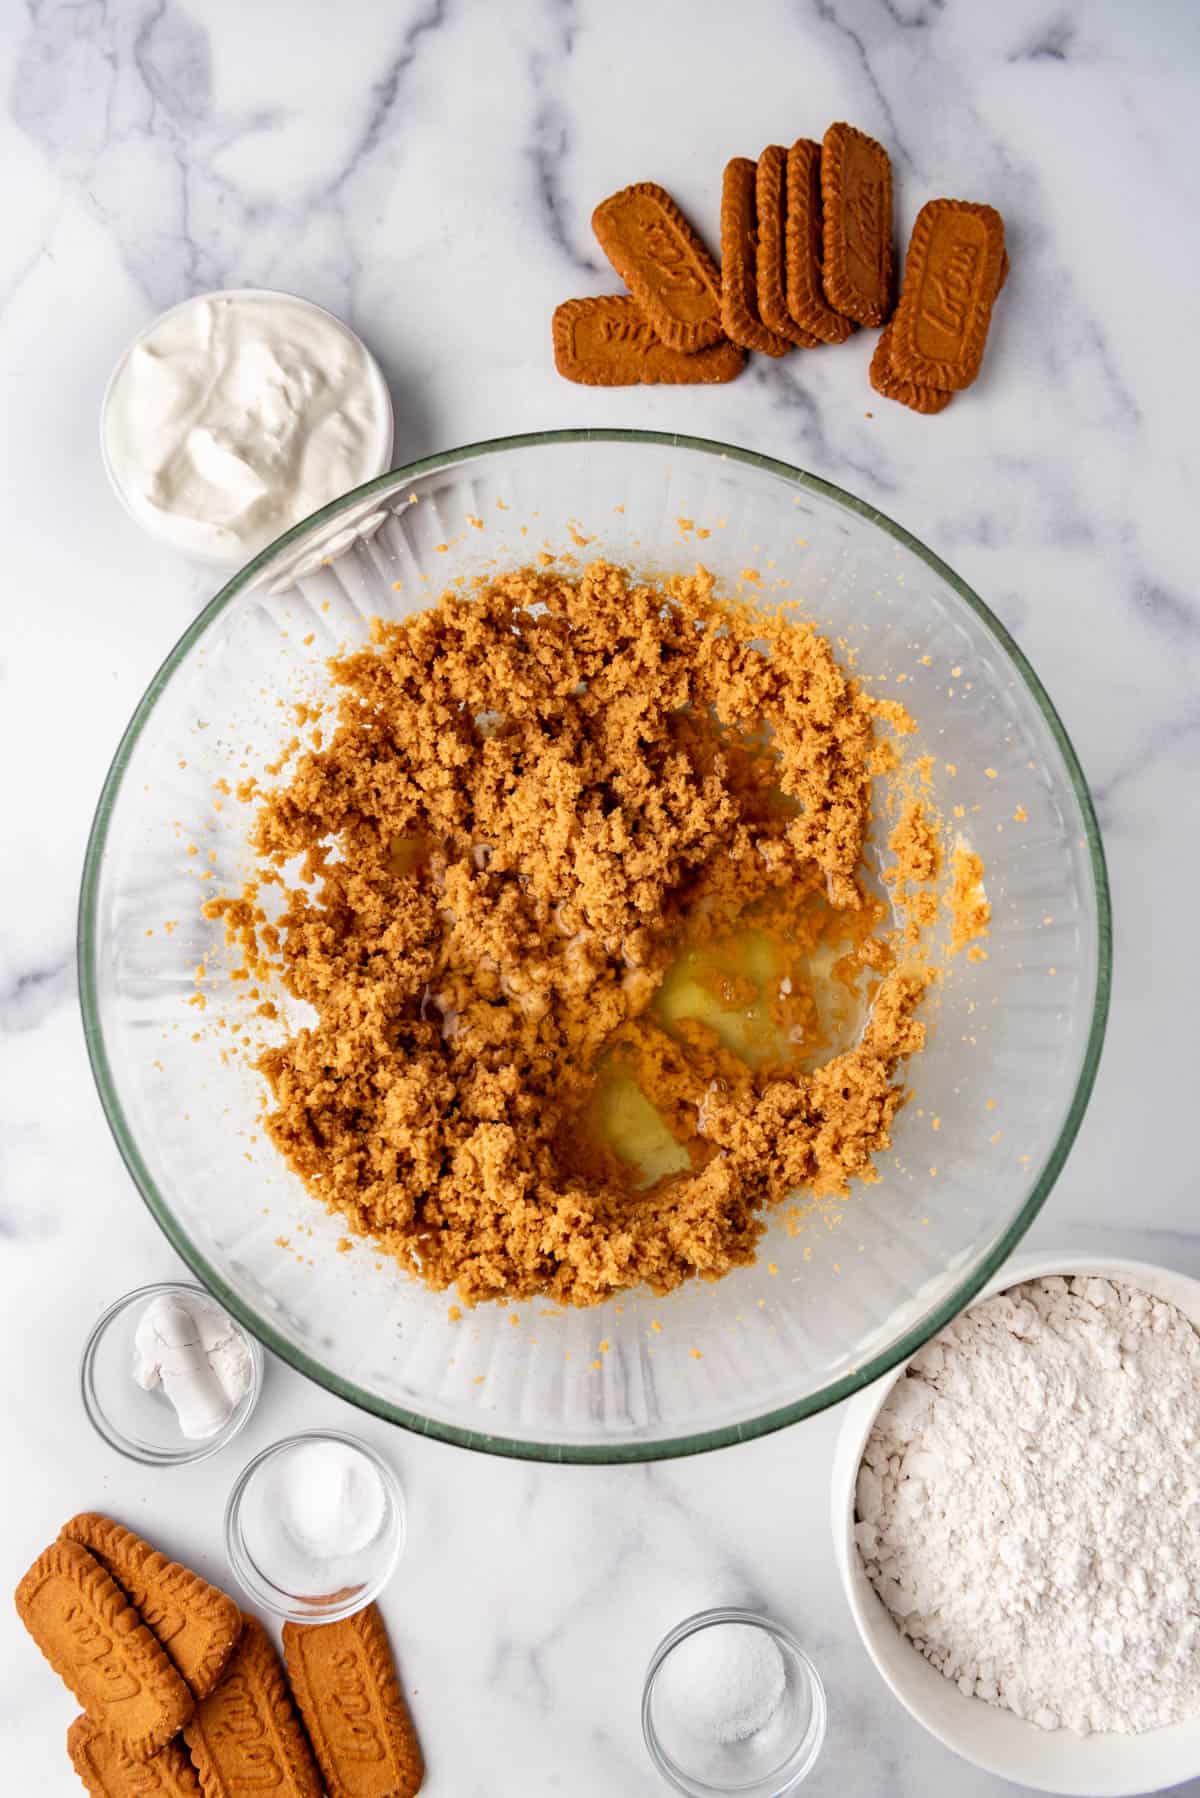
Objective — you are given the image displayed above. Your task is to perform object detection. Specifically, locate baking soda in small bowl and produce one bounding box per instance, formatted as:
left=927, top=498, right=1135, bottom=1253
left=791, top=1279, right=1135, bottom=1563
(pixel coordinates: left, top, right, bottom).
left=225, top=1430, right=405, bottom=1623
left=643, top=1609, right=827, bottom=1795
left=656, top=1622, right=787, bottom=1746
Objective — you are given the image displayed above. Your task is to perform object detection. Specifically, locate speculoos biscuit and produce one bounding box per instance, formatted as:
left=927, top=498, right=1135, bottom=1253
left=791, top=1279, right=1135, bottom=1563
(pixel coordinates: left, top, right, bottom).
left=591, top=182, right=724, bottom=352
left=552, top=296, right=742, bottom=386
left=283, top=1604, right=424, bottom=1798
left=15, top=1539, right=192, bottom=1761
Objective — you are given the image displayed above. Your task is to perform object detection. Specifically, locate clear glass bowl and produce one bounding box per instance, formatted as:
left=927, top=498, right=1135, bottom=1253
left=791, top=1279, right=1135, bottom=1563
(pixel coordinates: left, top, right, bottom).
left=224, top=1430, right=405, bottom=1624
left=81, top=1280, right=263, bottom=1465
left=78, top=430, right=1110, bottom=1462
left=643, top=1609, right=827, bottom=1794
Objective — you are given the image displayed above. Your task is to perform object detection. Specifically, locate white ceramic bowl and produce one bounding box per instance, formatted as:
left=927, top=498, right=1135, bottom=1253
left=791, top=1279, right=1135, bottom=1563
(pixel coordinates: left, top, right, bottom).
left=831, top=1252, right=1200, bottom=1796
left=100, top=287, right=394, bottom=574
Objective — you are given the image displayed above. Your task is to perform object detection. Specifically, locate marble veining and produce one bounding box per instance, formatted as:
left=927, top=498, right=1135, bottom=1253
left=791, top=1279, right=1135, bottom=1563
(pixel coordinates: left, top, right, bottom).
left=2, top=1, right=1199, bottom=1792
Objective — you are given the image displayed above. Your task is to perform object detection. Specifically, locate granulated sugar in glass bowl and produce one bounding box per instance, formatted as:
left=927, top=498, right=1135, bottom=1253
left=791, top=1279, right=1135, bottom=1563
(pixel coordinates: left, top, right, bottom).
left=79, top=430, right=1109, bottom=1461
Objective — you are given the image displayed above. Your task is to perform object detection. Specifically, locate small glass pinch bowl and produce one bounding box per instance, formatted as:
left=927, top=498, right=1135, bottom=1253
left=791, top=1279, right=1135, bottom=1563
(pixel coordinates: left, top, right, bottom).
left=643, top=1607, right=827, bottom=1795
left=224, top=1429, right=406, bottom=1625
left=80, top=1279, right=263, bottom=1466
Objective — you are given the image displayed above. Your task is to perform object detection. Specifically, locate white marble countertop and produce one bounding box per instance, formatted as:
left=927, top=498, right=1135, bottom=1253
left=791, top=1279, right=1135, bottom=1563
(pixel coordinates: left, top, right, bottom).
left=4, top=1, right=1200, bottom=1792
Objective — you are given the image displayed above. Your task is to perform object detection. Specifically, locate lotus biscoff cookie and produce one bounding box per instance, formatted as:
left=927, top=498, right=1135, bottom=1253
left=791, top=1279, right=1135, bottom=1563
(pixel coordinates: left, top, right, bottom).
left=183, top=1614, right=322, bottom=1798
left=821, top=121, right=894, bottom=326
left=888, top=198, right=1006, bottom=391
left=784, top=139, right=855, bottom=344
left=720, top=157, right=791, bottom=357
left=283, top=1604, right=424, bottom=1798
left=754, top=147, right=820, bottom=348
left=62, top=1514, right=242, bottom=1701
left=552, top=296, right=743, bottom=386
left=869, top=321, right=954, bottom=414
left=15, top=1539, right=192, bottom=1761
left=67, top=1715, right=202, bottom=1797
left=591, top=182, right=723, bottom=352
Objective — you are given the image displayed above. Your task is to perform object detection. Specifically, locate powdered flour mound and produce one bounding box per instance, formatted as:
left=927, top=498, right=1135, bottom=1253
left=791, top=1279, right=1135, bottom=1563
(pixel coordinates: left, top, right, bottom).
left=856, top=1275, right=1200, bottom=1734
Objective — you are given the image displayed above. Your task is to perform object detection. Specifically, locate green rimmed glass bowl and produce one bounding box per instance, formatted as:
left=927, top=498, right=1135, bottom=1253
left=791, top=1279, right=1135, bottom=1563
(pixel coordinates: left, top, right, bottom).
left=79, top=430, right=1110, bottom=1462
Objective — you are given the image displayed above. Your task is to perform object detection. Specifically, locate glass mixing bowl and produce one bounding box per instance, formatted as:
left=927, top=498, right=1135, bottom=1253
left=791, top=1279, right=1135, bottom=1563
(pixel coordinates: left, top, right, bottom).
left=79, top=431, right=1110, bottom=1462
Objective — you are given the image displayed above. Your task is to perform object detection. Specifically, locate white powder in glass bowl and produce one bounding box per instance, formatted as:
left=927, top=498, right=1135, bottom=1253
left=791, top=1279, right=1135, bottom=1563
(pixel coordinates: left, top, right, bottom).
left=655, top=1620, right=786, bottom=1745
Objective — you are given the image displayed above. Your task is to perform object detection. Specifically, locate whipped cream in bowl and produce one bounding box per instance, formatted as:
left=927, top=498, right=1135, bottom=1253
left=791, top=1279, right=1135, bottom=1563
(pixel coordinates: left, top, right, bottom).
left=101, top=288, right=394, bottom=566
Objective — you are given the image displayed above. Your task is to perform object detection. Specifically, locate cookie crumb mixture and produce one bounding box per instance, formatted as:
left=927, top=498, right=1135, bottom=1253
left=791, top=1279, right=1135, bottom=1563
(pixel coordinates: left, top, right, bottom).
left=208, top=561, right=930, bottom=1307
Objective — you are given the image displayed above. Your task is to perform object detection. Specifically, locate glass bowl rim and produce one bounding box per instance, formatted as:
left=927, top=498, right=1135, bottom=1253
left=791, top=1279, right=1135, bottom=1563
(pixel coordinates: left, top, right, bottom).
left=77, top=426, right=1113, bottom=1464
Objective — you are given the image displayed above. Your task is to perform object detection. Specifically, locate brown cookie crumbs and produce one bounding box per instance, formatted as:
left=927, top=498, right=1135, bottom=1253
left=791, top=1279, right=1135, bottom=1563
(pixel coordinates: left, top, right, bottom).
left=946, top=844, right=991, bottom=952
left=207, top=563, right=934, bottom=1309
left=888, top=801, right=942, bottom=888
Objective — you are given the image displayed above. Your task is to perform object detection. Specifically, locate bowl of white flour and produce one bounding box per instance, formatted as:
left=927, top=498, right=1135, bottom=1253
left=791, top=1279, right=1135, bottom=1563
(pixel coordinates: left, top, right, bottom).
left=831, top=1253, right=1200, bottom=1796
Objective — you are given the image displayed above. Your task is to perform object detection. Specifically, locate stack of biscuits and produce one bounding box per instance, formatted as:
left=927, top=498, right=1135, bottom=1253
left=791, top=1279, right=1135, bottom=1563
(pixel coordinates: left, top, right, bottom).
left=553, top=122, right=1006, bottom=412
left=14, top=1513, right=424, bottom=1797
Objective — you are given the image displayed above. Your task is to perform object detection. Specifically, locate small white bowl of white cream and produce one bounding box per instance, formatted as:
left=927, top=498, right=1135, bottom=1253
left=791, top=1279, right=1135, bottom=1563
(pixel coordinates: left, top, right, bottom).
left=100, top=288, right=394, bottom=570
